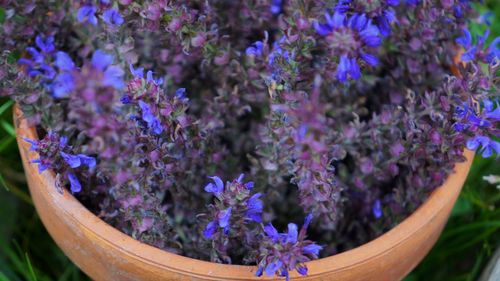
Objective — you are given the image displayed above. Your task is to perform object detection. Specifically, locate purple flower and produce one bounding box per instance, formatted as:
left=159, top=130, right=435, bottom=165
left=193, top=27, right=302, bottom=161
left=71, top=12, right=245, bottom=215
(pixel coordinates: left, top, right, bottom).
left=35, top=35, right=55, bottom=53
left=265, top=259, right=283, bottom=277
left=285, top=223, right=298, bottom=244
left=175, top=88, right=187, bottom=100
left=218, top=207, right=232, bottom=233
left=79, top=154, right=97, bottom=168
left=60, top=151, right=82, bottom=168
left=23, top=47, right=43, bottom=64
left=456, top=28, right=500, bottom=63
left=297, top=265, right=308, bottom=276
left=406, top=0, right=419, bottom=5
left=315, top=12, right=382, bottom=81
left=268, top=36, right=290, bottom=66
left=31, top=158, right=50, bottom=174
left=68, top=173, right=82, bottom=193
left=18, top=36, right=58, bottom=81
left=377, top=9, right=397, bottom=37
left=270, top=0, right=283, bottom=15
left=258, top=217, right=322, bottom=280
left=129, top=64, right=144, bottom=78
left=138, top=101, right=163, bottom=135
left=88, top=50, right=125, bottom=90
left=373, top=199, right=383, bottom=219
left=60, top=152, right=96, bottom=169
left=91, top=50, right=114, bottom=71
left=77, top=5, right=98, bottom=26
left=103, top=65, right=125, bottom=89
left=23, top=137, right=38, bottom=151
left=264, top=223, right=280, bottom=242
left=303, top=213, right=313, bottom=229
left=456, top=29, right=472, bottom=48
left=337, top=55, right=361, bottom=82
left=146, top=70, right=164, bottom=85
left=466, top=136, right=500, bottom=159
left=334, top=0, right=352, bottom=14
left=102, top=9, right=124, bottom=27
left=55, top=52, right=75, bottom=71
left=203, top=221, right=217, bottom=238
left=246, top=41, right=264, bottom=57
left=204, top=176, right=225, bottom=194
left=484, top=102, right=500, bottom=121
left=52, top=73, right=75, bottom=98
left=334, top=1, right=399, bottom=36
left=129, top=64, right=163, bottom=85
left=245, top=193, right=263, bottom=222
left=302, top=244, right=322, bottom=256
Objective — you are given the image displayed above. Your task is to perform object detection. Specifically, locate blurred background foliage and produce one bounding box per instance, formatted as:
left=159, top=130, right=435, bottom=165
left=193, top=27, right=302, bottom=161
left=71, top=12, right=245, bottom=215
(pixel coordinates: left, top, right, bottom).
left=0, top=1, right=499, bottom=280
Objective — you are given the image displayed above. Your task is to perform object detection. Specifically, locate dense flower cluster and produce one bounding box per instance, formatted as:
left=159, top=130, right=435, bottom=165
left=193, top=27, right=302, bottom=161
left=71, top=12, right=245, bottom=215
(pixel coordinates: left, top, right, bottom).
left=23, top=132, right=95, bottom=193
left=1, top=0, right=499, bottom=279
left=255, top=215, right=322, bottom=280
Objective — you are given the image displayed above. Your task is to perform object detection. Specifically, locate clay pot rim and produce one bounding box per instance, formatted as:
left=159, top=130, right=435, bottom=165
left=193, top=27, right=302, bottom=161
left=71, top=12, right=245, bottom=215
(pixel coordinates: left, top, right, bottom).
left=15, top=106, right=475, bottom=280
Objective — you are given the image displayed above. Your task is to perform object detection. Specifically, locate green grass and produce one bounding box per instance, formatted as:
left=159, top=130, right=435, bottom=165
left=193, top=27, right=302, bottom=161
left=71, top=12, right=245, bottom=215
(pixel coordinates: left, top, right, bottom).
left=1, top=3, right=499, bottom=280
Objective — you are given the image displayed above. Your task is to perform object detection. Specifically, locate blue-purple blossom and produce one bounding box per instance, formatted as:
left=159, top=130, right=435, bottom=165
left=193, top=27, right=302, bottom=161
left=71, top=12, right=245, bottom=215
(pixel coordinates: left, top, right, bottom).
left=484, top=101, right=500, bottom=121
left=333, top=0, right=399, bottom=36
left=138, top=101, right=163, bottom=135
left=129, top=64, right=145, bottom=78
left=373, top=199, right=383, bottom=219
left=256, top=215, right=322, bottom=280
left=218, top=207, right=232, bottom=233
left=68, top=173, right=82, bottom=193
left=77, top=5, right=98, bottom=26
left=315, top=12, right=382, bottom=82
left=91, top=50, right=125, bottom=89
left=52, top=51, right=76, bottom=98
left=337, top=55, right=361, bottom=82
left=204, top=176, right=225, bottom=194
left=35, top=35, right=55, bottom=53
left=23, top=137, right=39, bottom=151
left=203, top=221, right=217, bottom=238
left=246, top=41, right=264, bottom=57
left=265, top=259, right=283, bottom=277
left=268, top=36, right=290, bottom=66
left=245, top=193, right=263, bottom=222
left=270, top=0, right=283, bottom=15
left=146, top=70, right=164, bottom=85
left=175, top=88, right=188, bottom=100
left=204, top=175, right=262, bottom=242
left=60, top=152, right=96, bottom=169
left=456, top=28, right=500, bottom=63
left=52, top=73, right=75, bottom=98
left=55, top=52, right=75, bottom=71
left=302, top=244, right=322, bottom=256
left=18, top=35, right=57, bottom=81
left=466, top=136, right=500, bottom=159
left=31, top=158, right=50, bottom=174
left=129, top=64, right=163, bottom=85
left=102, top=9, right=124, bottom=27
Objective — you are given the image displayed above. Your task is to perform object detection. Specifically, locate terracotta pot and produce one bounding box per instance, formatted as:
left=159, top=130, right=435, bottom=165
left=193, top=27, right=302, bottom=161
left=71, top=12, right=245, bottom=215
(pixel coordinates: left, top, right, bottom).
left=14, top=106, right=474, bottom=281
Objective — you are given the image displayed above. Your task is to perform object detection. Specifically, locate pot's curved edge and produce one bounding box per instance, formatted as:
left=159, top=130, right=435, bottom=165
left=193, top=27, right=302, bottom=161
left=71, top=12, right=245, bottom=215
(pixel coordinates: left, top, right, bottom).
left=14, top=106, right=475, bottom=280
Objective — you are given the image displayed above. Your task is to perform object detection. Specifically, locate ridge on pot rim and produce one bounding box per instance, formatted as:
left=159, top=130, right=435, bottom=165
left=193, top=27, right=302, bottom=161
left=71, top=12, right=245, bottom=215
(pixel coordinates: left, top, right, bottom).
left=14, top=106, right=474, bottom=281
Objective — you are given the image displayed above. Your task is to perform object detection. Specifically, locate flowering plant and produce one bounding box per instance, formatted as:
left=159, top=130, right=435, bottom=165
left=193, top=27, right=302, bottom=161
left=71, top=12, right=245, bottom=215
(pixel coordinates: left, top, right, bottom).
left=1, top=0, right=499, bottom=279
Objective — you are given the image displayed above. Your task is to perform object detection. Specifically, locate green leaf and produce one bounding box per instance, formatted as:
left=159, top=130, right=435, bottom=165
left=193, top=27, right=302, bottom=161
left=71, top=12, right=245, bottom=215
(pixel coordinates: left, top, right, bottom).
left=0, top=7, right=5, bottom=24
left=0, top=100, right=13, bottom=116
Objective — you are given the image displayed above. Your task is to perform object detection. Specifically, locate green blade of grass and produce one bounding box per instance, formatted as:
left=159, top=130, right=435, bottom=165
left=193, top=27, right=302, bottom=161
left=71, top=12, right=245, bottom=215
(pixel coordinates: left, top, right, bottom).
left=25, top=253, right=38, bottom=281
left=1, top=121, right=15, bottom=137
left=0, top=100, right=13, bottom=116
